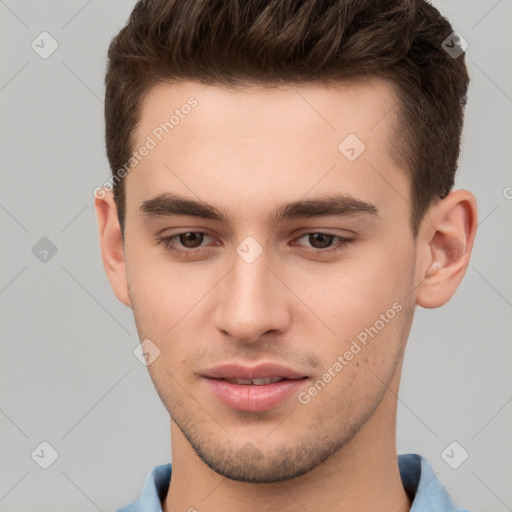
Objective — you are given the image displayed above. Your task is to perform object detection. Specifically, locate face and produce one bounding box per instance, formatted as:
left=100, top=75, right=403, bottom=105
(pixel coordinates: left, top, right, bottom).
left=122, top=78, right=418, bottom=482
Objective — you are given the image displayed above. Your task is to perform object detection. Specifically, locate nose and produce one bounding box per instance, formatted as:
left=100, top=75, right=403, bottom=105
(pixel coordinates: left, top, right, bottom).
left=213, top=248, right=291, bottom=344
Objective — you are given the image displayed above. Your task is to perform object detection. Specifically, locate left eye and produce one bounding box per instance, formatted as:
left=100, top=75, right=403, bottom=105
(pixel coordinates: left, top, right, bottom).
left=293, top=233, right=353, bottom=252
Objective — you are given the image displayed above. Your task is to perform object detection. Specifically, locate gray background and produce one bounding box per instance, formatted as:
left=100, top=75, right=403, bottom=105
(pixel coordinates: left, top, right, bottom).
left=0, top=0, right=511, bottom=510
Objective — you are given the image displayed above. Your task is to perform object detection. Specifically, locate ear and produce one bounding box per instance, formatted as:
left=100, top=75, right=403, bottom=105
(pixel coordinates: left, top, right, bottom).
left=415, top=189, right=478, bottom=308
left=94, top=188, right=131, bottom=307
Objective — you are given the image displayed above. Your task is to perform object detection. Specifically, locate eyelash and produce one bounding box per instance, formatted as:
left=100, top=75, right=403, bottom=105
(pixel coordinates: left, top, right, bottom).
left=156, top=231, right=354, bottom=257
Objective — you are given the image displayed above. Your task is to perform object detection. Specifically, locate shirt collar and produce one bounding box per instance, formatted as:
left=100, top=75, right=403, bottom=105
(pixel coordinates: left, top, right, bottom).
left=116, top=453, right=470, bottom=512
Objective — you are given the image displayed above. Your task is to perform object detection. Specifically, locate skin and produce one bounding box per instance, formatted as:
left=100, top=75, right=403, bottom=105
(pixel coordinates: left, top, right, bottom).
left=95, top=77, right=478, bottom=512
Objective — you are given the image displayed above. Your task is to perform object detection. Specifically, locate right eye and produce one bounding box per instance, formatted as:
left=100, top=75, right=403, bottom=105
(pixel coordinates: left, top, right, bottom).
left=157, top=231, right=219, bottom=256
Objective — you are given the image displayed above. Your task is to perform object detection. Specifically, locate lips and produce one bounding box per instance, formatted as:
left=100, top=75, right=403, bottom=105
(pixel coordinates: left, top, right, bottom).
left=200, top=362, right=307, bottom=381
left=223, top=376, right=285, bottom=385
left=200, top=363, right=309, bottom=412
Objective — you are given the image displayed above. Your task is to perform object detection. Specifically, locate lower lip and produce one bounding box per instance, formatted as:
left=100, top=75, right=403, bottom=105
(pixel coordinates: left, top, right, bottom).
left=203, top=377, right=309, bottom=412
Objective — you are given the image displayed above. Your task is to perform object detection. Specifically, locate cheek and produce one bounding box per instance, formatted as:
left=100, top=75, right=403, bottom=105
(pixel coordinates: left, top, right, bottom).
left=291, top=247, right=412, bottom=332
left=126, top=245, right=209, bottom=328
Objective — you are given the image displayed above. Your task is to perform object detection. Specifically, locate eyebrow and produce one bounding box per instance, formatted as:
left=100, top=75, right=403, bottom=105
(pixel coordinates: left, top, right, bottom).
left=139, top=192, right=379, bottom=225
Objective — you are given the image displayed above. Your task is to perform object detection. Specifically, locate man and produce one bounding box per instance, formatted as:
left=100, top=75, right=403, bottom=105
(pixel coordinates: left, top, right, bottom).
left=95, top=0, right=477, bottom=510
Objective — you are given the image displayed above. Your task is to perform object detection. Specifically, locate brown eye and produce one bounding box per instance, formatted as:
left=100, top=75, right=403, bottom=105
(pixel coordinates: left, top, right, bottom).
left=307, top=233, right=335, bottom=249
left=292, top=232, right=355, bottom=255
left=178, top=232, right=205, bottom=248
left=157, top=231, right=217, bottom=256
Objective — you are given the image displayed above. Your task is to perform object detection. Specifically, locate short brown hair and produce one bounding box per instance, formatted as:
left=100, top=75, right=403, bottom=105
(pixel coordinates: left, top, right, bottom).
left=104, top=0, right=469, bottom=237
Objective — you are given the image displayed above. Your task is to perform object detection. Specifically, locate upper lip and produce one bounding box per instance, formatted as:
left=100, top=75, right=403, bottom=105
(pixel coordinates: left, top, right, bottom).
left=200, top=363, right=307, bottom=380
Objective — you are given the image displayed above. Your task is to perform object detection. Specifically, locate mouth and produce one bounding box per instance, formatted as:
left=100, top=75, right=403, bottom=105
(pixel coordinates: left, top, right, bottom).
left=199, top=363, right=309, bottom=412
left=221, top=376, right=292, bottom=385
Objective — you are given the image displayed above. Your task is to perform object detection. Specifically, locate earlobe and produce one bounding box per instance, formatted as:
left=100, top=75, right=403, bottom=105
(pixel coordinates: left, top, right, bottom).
left=415, top=190, right=478, bottom=309
left=94, top=188, right=131, bottom=308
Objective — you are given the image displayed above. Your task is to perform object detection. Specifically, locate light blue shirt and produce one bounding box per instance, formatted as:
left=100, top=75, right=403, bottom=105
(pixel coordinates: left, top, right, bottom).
left=117, top=453, right=470, bottom=511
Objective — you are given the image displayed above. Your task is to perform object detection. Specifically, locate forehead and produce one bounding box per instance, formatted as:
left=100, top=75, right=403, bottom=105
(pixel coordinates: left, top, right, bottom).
left=127, top=77, right=408, bottom=226
left=136, top=77, right=400, bottom=149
